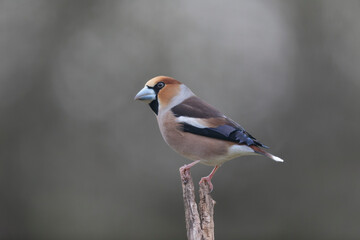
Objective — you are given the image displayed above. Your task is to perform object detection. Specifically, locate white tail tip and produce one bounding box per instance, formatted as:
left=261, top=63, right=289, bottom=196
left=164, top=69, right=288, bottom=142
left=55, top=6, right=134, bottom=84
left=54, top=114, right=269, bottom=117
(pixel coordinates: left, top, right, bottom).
left=271, top=155, right=284, bottom=162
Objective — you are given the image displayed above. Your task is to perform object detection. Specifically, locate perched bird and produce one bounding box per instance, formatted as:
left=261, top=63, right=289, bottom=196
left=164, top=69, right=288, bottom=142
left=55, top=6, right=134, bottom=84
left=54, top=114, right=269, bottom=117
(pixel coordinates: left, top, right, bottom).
left=135, top=76, right=283, bottom=191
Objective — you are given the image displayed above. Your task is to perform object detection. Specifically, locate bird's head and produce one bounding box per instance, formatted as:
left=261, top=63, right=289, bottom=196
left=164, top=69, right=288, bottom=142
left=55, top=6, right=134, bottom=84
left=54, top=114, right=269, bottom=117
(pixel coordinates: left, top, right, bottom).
left=135, top=76, right=192, bottom=115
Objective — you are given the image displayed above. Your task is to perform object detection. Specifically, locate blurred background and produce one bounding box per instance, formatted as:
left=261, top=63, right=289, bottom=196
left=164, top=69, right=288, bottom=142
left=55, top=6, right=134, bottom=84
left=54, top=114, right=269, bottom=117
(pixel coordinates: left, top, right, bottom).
left=1, top=0, right=360, bottom=239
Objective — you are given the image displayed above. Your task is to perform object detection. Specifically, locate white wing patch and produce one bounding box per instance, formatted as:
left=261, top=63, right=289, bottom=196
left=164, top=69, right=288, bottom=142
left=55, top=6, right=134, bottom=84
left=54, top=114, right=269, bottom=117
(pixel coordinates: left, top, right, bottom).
left=176, top=116, right=208, bottom=128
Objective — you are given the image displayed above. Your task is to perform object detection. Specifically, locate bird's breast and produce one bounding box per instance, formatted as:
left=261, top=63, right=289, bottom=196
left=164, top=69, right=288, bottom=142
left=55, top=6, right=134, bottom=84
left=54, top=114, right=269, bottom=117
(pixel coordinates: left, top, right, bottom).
left=157, top=111, right=235, bottom=166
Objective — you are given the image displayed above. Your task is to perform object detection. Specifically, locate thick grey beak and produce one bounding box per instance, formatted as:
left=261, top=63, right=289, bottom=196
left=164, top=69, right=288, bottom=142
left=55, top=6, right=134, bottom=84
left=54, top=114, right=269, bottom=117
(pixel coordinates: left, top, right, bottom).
left=134, top=86, right=156, bottom=103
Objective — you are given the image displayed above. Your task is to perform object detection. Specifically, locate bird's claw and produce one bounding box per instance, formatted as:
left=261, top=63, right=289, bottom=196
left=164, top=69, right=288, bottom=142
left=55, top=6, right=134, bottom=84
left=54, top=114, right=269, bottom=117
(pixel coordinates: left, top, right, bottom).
left=199, top=176, right=214, bottom=192
left=179, top=160, right=201, bottom=175
left=179, top=165, right=190, bottom=175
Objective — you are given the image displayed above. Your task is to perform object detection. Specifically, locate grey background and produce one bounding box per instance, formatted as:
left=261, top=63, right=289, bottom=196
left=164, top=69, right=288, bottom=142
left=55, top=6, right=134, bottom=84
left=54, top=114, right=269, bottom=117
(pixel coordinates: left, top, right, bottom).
left=1, top=1, right=360, bottom=239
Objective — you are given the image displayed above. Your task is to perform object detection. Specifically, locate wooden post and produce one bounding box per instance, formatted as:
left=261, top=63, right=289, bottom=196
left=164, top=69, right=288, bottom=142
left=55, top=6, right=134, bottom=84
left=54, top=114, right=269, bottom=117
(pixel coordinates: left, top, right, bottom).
left=180, top=168, right=216, bottom=240
left=199, top=183, right=215, bottom=240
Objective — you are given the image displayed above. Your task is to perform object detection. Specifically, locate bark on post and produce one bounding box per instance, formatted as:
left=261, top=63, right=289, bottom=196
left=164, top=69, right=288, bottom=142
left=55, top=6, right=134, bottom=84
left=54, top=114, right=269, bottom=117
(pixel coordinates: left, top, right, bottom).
left=180, top=168, right=216, bottom=240
left=199, top=182, right=215, bottom=240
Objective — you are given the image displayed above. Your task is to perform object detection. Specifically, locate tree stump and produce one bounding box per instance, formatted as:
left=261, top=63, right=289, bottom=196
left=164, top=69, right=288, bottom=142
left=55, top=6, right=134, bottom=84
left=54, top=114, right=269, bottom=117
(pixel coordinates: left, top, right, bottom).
left=180, top=168, right=216, bottom=240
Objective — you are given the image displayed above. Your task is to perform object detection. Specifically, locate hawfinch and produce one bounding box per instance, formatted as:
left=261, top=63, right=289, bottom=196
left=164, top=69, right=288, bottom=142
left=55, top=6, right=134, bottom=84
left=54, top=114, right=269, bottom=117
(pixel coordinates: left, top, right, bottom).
left=135, top=76, right=283, bottom=191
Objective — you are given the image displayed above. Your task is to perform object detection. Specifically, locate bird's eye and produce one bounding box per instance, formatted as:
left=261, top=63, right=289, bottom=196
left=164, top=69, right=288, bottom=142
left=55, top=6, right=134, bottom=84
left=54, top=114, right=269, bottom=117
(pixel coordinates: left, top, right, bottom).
left=156, top=82, right=165, bottom=89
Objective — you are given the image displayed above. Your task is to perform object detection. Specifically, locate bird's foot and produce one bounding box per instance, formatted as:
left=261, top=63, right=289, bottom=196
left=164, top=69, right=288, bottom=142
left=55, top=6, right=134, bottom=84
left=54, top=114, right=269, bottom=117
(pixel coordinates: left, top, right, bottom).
left=179, top=160, right=201, bottom=174
left=199, top=176, right=214, bottom=192
left=198, top=165, right=219, bottom=192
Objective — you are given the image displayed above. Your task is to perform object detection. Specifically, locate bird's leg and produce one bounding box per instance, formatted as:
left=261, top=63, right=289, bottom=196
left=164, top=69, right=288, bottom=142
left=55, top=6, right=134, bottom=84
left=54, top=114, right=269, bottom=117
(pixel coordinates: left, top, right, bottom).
left=179, top=160, right=201, bottom=174
left=199, top=165, right=219, bottom=192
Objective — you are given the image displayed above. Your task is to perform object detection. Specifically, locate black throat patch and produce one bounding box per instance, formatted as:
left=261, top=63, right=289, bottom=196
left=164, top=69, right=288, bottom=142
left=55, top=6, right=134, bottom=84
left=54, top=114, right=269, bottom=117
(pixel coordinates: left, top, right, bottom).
left=149, top=99, right=159, bottom=115
left=146, top=84, right=163, bottom=115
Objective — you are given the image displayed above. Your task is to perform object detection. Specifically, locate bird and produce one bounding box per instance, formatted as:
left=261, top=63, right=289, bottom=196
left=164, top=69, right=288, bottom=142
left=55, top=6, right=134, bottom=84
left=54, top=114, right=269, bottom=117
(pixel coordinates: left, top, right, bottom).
left=135, top=76, right=283, bottom=191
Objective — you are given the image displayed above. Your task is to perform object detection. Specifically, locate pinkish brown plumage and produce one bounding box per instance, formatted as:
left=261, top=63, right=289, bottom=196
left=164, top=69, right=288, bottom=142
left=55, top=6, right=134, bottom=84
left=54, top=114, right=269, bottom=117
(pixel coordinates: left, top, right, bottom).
left=135, top=76, right=283, bottom=191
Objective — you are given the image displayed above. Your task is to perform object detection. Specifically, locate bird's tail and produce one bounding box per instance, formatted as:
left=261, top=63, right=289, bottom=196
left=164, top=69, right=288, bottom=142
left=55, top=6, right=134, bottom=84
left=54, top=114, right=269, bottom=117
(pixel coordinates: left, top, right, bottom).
left=250, top=145, right=284, bottom=162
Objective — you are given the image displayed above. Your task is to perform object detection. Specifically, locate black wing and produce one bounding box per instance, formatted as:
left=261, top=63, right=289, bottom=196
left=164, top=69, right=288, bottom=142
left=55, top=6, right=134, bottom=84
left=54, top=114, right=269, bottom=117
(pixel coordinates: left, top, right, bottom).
left=181, top=122, right=268, bottom=148
left=172, top=96, right=268, bottom=148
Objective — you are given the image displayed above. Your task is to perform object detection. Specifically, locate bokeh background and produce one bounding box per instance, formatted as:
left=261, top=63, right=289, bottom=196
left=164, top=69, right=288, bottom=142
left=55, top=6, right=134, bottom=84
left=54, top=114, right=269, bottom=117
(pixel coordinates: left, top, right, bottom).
left=1, top=1, right=360, bottom=239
